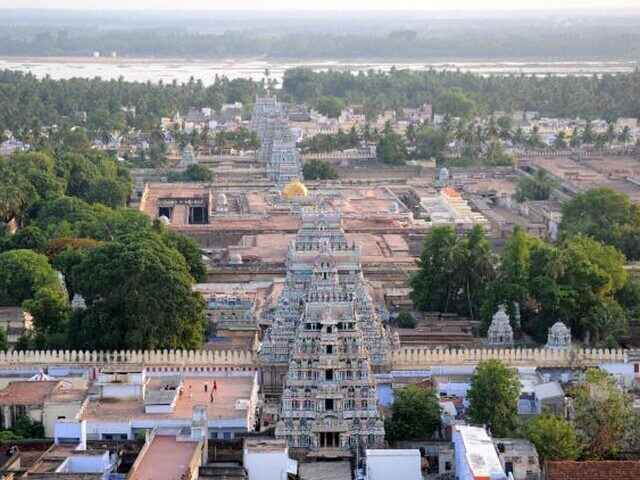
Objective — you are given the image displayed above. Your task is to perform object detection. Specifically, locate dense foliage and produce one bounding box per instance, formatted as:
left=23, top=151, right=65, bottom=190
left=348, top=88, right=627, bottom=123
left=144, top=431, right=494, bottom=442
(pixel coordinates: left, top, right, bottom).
left=573, top=369, right=639, bottom=459
left=410, top=225, right=495, bottom=321
left=411, top=220, right=638, bottom=346
left=0, top=144, right=207, bottom=350
left=467, top=360, right=521, bottom=437
left=514, top=170, right=558, bottom=202
left=302, top=160, right=338, bottom=181
left=385, top=385, right=441, bottom=443
left=559, top=188, right=640, bottom=261
left=168, top=164, right=214, bottom=183
left=0, top=70, right=265, bottom=139
left=69, top=233, right=206, bottom=350
left=526, top=413, right=581, bottom=461
left=282, top=68, right=640, bottom=120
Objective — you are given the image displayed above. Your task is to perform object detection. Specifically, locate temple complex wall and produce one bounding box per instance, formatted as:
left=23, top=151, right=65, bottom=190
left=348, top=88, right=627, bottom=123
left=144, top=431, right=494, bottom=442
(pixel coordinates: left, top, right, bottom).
left=391, top=347, right=628, bottom=368
left=0, top=348, right=630, bottom=369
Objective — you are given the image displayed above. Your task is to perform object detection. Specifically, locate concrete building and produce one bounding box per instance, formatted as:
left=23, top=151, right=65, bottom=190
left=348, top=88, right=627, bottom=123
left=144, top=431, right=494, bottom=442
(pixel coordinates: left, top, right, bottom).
left=128, top=429, right=204, bottom=480
left=0, top=380, right=68, bottom=431
left=366, top=449, right=422, bottom=480
left=70, top=368, right=258, bottom=441
left=242, top=438, right=297, bottom=480
left=494, top=438, right=540, bottom=480
left=453, top=425, right=507, bottom=480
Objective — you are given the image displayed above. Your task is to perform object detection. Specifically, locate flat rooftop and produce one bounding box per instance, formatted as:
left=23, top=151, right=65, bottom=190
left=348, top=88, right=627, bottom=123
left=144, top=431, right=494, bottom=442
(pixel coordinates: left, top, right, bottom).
left=227, top=232, right=414, bottom=265
left=130, top=434, right=200, bottom=480
left=81, top=376, right=254, bottom=423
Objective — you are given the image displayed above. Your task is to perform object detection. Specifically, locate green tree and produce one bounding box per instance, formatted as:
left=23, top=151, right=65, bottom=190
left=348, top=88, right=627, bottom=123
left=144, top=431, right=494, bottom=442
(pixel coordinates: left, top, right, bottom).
left=12, top=415, right=45, bottom=439
left=526, top=413, right=581, bottom=461
left=396, top=311, right=417, bottom=328
left=385, top=385, right=441, bottom=443
left=0, top=249, right=61, bottom=305
left=376, top=129, right=408, bottom=165
left=22, top=287, right=71, bottom=342
left=514, top=170, right=558, bottom=202
left=573, top=369, right=632, bottom=459
left=560, top=188, right=640, bottom=261
left=0, top=158, right=39, bottom=224
left=10, top=226, right=48, bottom=252
left=0, top=327, right=8, bottom=352
left=413, top=126, right=448, bottom=161
left=162, top=230, right=207, bottom=282
left=181, top=164, right=213, bottom=182
left=411, top=226, right=494, bottom=320
left=316, top=96, right=345, bottom=119
left=303, top=160, right=338, bottom=180
left=70, top=233, right=206, bottom=350
left=435, top=88, right=476, bottom=119
left=411, top=226, right=458, bottom=313
left=467, top=360, right=520, bottom=437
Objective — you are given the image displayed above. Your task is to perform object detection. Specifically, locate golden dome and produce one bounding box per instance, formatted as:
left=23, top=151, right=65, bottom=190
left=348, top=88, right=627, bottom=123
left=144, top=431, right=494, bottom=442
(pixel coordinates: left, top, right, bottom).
left=282, top=180, right=308, bottom=199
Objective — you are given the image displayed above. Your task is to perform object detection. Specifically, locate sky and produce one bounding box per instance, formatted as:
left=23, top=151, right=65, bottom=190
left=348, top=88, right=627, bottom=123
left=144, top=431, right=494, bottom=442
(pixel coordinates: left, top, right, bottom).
left=0, top=0, right=639, bottom=10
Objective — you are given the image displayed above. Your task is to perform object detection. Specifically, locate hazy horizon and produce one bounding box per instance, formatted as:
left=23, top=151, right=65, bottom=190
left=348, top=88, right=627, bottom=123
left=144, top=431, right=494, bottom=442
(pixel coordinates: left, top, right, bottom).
left=1, top=0, right=640, bottom=11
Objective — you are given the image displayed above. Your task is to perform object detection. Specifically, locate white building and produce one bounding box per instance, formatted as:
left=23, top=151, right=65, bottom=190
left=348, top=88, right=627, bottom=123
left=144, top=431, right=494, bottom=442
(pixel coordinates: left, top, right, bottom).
left=243, top=438, right=297, bottom=480
left=453, top=425, right=508, bottom=480
left=58, top=367, right=259, bottom=441
left=366, top=449, right=422, bottom=480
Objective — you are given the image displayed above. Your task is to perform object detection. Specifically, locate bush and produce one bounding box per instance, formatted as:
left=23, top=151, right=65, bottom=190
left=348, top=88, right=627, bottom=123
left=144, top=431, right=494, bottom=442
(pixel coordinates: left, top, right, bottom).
left=396, top=311, right=417, bottom=328
left=303, top=160, right=338, bottom=180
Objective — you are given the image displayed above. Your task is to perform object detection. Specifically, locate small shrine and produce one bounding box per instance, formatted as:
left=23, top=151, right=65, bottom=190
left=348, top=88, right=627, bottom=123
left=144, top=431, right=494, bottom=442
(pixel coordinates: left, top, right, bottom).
left=546, top=321, right=571, bottom=349
left=487, top=305, right=514, bottom=347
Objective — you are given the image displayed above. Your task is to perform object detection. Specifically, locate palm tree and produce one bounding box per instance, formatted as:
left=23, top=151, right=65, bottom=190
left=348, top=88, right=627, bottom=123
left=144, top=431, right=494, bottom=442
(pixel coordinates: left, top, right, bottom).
left=618, top=126, right=632, bottom=146
left=553, top=131, right=568, bottom=150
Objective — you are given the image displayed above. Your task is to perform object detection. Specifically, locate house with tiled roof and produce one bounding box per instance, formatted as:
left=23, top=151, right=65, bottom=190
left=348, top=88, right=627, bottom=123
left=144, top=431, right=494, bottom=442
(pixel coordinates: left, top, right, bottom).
left=545, top=460, right=640, bottom=480
left=0, top=380, right=63, bottom=430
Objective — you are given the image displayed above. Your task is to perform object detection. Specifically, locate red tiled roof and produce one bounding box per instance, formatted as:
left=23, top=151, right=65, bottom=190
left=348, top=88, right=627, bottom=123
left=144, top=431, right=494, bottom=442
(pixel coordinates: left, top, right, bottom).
left=546, top=460, right=640, bottom=480
left=0, top=381, right=61, bottom=406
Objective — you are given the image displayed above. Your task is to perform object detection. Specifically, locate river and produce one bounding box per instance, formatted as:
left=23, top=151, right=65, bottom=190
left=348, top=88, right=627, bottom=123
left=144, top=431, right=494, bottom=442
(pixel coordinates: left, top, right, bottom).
left=0, top=57, right=637, bottom=85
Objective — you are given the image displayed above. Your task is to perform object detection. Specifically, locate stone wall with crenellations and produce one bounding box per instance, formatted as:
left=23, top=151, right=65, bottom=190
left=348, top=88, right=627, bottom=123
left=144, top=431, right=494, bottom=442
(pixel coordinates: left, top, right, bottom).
left=391, top=347, right=628, bottom=369
left=0, top=347, right=631, bottom=370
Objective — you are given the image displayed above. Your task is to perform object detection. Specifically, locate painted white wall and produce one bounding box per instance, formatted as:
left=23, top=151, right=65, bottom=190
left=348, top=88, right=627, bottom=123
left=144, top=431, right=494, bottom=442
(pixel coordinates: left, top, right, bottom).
left=366, top=450, right=421, bottom=480
left=243, top=450, right=289, bottom=480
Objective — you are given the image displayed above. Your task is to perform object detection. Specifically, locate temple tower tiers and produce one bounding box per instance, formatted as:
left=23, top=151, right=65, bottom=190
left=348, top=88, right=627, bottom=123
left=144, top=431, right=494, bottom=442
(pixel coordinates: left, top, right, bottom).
left=259, top=208, right=392, bottom=451
left=487, top=305, right=514, bottom=347
left=250, top=96, right=302, bottom=185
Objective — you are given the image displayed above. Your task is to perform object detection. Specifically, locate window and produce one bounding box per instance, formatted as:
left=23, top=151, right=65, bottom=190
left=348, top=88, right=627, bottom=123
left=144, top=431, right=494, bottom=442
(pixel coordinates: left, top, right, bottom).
left=505, top=462, right=514, bottom=474
left=189, top=206, right=208, bottom=224
left=326, top=345, right=333, bottom=354
left=326, top=369, right=334, bottom=381
left=361, top=400, right=368, bottom=409
left=325, top=399, right=334, bottom=411
left=223, top=432, right=232, bottom=440
left=158, top=206, right=173, bottom=219
left=635, top=363, right=639, bottom=373
left=445, top=461, right=451, bottom=471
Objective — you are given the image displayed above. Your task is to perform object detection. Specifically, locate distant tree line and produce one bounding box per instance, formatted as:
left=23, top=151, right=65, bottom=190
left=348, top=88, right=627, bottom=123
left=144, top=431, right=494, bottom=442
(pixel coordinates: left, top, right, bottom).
left=282, top=68, right=640, bottom=121
left=3, top=69, right=640, bottom=150
left=2, top=21, right=640, bottom=60
left=0, top=70, right=265, bottom=141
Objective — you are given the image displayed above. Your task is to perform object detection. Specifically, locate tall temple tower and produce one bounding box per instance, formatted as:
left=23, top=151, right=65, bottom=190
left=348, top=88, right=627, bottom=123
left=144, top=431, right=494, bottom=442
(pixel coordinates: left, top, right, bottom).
left=259, top=208, right=393, bottom=453
left=250, top=96, right=302, bottom=185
